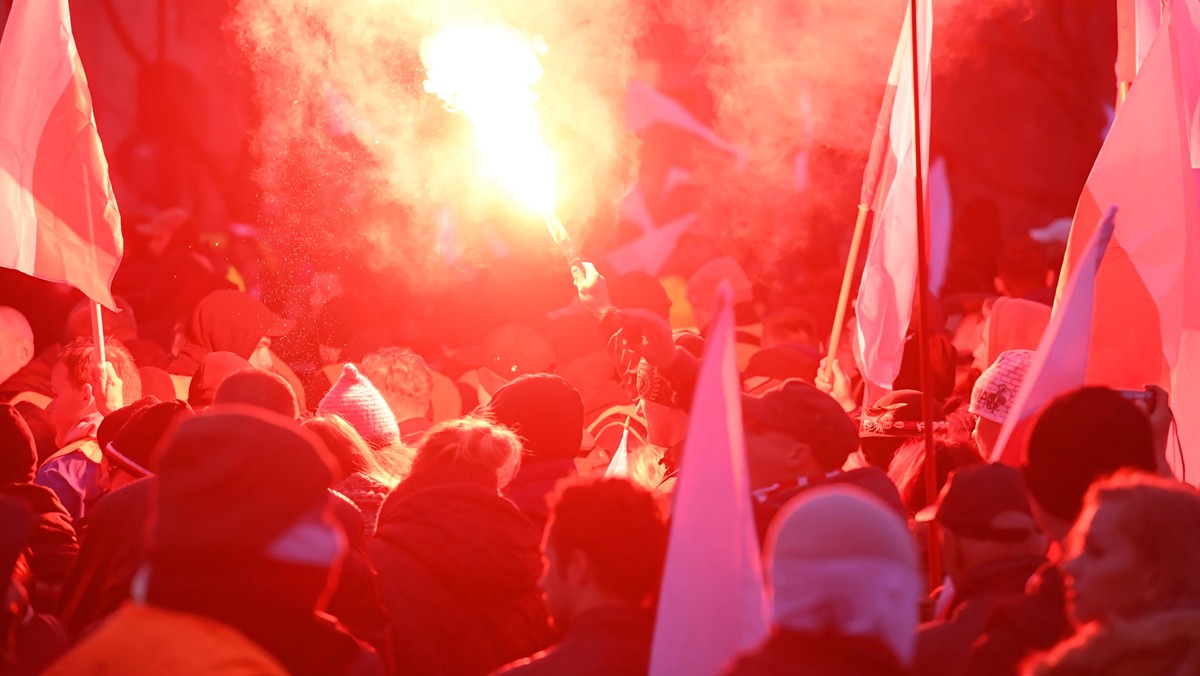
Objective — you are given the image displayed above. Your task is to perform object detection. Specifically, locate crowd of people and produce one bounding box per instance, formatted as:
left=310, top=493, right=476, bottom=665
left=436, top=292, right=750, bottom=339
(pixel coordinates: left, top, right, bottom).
left=0, top=236, right=1197, bottom=676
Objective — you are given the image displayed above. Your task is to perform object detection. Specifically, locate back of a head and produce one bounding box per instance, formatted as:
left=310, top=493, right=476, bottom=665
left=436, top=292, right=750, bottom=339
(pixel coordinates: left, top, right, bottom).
left=411, top=415, right=523, bottom=491
left=0, top=306, right=35, bottom=383
left=213, top=368, right=299, bottom=419
left=547, top=477, right=667, bottom=606
left=888, top=433, right=984, bottom=516
left=152, top=406, right=335, bottom=562
left=609, top=271, right=671, bottom=322
left=996, top=237, right=1050, bottom=298
left=107, top=400, right=195, bottom=478
left=1023, top=387, right=1157, bottom=523
left=0, top=404, right=37, bottom=484
left=185, top=289, right=291, bottom=358
left=893, top=333, right=956, bottom=402
left=360, top=346, right=434, bottom=422
left=189, top=351, right=253, bottom=408
left=1084, top=471, right=1200, bottom=609
left=58, top=338, right=143, bottom=405
left=742, top=380, right=860, bottom=472
left=485, top=373, right=584, bottom=462
left=767, top=486, right=919, bottom=664
left=302, top=414, right=370, bottom=483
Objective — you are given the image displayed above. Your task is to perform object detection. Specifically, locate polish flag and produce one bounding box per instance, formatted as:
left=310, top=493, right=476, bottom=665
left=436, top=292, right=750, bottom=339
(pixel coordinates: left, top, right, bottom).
left=649, top=284, right=767, bottom=676
left=1053, top=0, right=1200, bottom=482
left=854, top=0, right=933, bottom=391
left=0, top=0, right=123, bottom=310
left=991, top=208, right=1116, bottom=466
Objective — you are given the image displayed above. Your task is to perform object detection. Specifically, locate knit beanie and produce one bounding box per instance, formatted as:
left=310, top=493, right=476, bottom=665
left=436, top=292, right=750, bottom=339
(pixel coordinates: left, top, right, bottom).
left=96, top=397, right=161, bottom=462
left=485, top=373, right=584, bottom=461
left=767, top=486, right=920, bottom=665
left=105, top=400, right=194, bottom=478
left=189, top=351, right=252, bottom=408
left=0, top=404, right=37, bottom=484
left=970, top=349, right=1034, bottom=424
left=1023, top=386, right=1157, bottom=522
left=151, top=406, right=336, bottom=561
left=318, top=364, right=399, bottom=448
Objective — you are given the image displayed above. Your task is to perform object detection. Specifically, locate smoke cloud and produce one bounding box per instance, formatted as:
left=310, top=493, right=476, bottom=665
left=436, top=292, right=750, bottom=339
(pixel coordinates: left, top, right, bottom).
left=232, top=0, right=643, bottom=286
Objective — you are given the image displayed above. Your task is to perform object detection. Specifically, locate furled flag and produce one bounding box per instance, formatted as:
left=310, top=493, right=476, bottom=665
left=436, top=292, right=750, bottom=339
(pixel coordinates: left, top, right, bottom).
left=854, top=0, right=933, bottom=392
left=1054, top=0, right=1200, bottom=482
left=1117, top=0, right=1164, bottom=87
left=603, top=421, right=631, bottom=478
left=991, top=208, right=1116, bottom=466
left=0, top=0, right=123, bottom=310
left=649, top=284, right=767, bottom=676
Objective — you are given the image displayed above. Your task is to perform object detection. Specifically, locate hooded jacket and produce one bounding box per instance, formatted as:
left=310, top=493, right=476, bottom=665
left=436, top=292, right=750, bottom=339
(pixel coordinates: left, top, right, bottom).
left=368, top=469, right=553, bottom=676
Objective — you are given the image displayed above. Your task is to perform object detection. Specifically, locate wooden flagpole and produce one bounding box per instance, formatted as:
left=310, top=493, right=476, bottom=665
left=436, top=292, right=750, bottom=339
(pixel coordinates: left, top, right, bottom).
left=907, top=0, right=942, bottom=589
left=824, top=204, right=872, bottom=380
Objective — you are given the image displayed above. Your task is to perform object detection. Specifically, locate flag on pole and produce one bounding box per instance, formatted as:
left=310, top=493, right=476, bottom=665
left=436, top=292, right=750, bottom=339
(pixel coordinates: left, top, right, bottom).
left=603, top=422, right=631, bottom=478
left=1053, top=0, right=1200, bottom=482
left=854, top=0, right=933, bottom=391
left=649, top=284, right=767, bottom=676
left=1117, top=0, right=1164, bottom=85
left=0, top=0, right=123, bottom=310
left=991, top=208, right=1116, bottom=466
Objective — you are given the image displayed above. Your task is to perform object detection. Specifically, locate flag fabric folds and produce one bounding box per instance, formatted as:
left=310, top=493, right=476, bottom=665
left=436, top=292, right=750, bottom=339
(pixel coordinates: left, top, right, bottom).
left=0, top=0, right=123, bottom=310
left=1053, top=0, right=1200, bottom=482
left=649, top=284, right=768, bottom=676
left=854, top=0, right=933, bottom=392
left=991, top=208, right=1116, bottom=466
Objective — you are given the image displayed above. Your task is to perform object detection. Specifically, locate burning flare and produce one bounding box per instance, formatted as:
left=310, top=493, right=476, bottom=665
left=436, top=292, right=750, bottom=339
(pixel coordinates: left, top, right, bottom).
left=422, top=24, right=559, bottom=218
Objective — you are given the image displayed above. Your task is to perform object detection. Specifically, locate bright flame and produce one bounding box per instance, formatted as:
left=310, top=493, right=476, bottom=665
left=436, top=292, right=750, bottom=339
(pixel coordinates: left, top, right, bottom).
left=422, top=25, right=558, bottom=215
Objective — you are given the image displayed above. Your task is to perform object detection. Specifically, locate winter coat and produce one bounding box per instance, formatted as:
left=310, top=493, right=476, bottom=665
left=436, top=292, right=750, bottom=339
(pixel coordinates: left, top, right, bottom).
left=369, top=471, right=553, bottom=676
left=966, top=561, right=1072, bottom=676
left=1025, top=607, right=1200, bottom=676
left=502, top=459, right=578, bottom=533
left=0, top=483, right=77, bottom=610
left=495, top=605, right=653, bottom=676
left=45, top=603, right=288, bottom=675
left=722, top=629, right=909, bottom=676
left=914, top=556, right=1045, bottom=676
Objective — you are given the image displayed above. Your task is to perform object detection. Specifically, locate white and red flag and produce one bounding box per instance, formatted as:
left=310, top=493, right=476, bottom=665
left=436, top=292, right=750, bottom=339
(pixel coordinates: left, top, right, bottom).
left=1053, top=0, right=1200, bottom=482
left=990, top=208, right=1116, bottom=466
left=854, top=0, right=933, bottom=392
left=649, top=284, right=767, bottom=676
left=0, top=0, right=123, bottom=310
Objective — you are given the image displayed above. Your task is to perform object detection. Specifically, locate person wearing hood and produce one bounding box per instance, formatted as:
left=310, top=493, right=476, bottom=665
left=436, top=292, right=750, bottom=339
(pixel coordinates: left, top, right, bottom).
left=724, top=486, right=921, bottom=676
left=47, top=407, right=381, bottom=676
left=369, top=416, right=553, bottom=675
left=0, top=404, right=77, bottom=612
left=485, top=373, right=583, bottom=531
left=186, top=350, right=251, bottom=409
left=167, top=289, right=306, bottom=410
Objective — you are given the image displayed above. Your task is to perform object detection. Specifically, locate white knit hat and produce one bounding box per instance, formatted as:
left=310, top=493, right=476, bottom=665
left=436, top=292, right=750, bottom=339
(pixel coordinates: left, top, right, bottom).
left=318, top=364, right=399, bottom=448
left=970, top=349, right=1034, bottom=424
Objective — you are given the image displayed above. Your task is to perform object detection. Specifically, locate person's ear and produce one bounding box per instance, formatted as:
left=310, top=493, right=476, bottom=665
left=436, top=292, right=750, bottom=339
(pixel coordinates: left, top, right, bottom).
left=994, top=276, right=1008, bottom=296
left=789, top=443, right=815, bottom=473
left=566, top=548, right=592, bottom=587
left=80, top=382, right=96, bottom=408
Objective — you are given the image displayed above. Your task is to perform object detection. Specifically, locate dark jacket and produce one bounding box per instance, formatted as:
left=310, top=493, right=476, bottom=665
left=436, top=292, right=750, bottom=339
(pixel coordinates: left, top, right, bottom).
left=965, top=561, right=1072, bottom=676
left=496, top=605, right=653, bottom=676
left=502, top=459, right=578, bottom=533
left=723, top=629, right=909, bottom=676
left=0, top=483, right=78, bottom=611
left=914, top=556, right=1045, bottom=676
left=368, top=471, right=553, bottom=676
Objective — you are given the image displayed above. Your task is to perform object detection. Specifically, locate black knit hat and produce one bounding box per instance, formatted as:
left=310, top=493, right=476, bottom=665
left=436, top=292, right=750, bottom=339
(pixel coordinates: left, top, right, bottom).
left=151, top=406, right=336, bottom=561
left=97, top=397, right=160, bottom=464
left=1023, top=386, right=1157, bottom=521
left=0, top=404, right=37, bottom=484
left=486, top=373, right=584, bottom=461
left=106, top=400, right=195, bottom=478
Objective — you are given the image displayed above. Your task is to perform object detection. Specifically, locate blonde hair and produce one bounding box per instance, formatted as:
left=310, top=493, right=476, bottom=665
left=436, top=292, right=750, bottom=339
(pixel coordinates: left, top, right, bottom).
left=411, top=415, right=523, bottom=490
left=1083, top=470, right=1200, bottom=610
left=303, top=414, right=405, bottom=487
